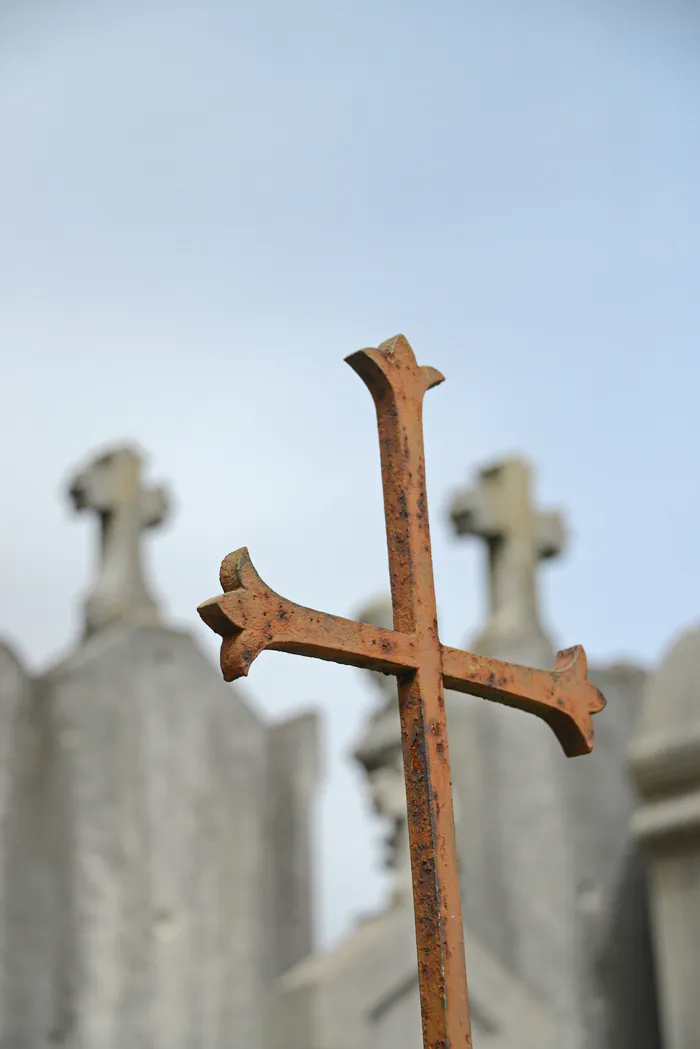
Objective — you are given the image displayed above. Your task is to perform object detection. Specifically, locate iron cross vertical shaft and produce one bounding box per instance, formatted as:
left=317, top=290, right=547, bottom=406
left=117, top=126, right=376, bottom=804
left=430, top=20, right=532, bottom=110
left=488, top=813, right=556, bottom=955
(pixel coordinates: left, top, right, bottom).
left=198, top=335, right=606, bottom=1049
left=346, top=342, right=470, bottom=1046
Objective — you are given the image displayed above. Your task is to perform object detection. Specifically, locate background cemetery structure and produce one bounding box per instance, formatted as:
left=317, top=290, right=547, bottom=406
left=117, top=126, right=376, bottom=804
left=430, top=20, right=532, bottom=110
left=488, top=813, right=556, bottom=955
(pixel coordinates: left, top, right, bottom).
left=0, top=445, right=318, bottom=1049
left=630, top=622, right=700, bottom=1049
left=448, top=456, right=660, bottom=1049
left=0, top=443, right=695, bottom=1049
left=266, top=595, right=558, bottom=1049
left=267, top=455, right=664, bottom=1049
left=448, top=457, right=578, bottom=1037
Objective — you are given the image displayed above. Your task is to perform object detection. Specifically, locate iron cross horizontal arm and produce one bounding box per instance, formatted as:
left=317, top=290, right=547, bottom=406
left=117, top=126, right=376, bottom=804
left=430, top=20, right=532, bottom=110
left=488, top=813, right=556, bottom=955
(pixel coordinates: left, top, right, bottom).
left=198, top=335, right=606, bottom=1049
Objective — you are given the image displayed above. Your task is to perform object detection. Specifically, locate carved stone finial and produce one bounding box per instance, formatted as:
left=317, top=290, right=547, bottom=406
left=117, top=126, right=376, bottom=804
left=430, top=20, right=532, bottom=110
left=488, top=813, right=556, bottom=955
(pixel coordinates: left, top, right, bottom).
left=352, top=594, right=412, bottom=901
left=356, top=594, right=395, bottom=702
left=69, top=445, right=170, bottom=638
left=450, top=457, right=564, bottom=667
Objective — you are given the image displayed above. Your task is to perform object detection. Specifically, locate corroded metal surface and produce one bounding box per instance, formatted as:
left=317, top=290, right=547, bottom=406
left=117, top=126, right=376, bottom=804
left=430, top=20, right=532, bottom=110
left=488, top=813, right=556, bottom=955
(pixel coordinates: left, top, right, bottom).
left=198, top=335, right=605, bottom=1048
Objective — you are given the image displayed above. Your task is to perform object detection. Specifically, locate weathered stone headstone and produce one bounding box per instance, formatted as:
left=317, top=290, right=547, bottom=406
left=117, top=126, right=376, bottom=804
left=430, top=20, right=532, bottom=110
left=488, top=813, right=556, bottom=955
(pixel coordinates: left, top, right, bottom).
left=630, top=624, right=700, bottom=1049
left=0, top=640, right=55, bottom=1047
left=451, top=457, right=563, bottom=668
left=266, top=597, right=557, bottom=1049
left=1, top=444, right=318, bottom=1049
left=570, top=663, right=661, bottom=1049
left=450, top=455, right=659, bottom=1049
left=450, top=456, right=581, bottom=1041
left=69, top=445, right=168, bottom=637
left=263, top=710, right=320, bottom=983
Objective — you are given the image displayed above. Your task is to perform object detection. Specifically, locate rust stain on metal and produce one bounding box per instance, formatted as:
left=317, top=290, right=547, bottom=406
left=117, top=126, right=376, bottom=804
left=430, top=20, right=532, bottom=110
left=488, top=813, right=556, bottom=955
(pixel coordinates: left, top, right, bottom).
left=198, top=334, right=606, bottom=1048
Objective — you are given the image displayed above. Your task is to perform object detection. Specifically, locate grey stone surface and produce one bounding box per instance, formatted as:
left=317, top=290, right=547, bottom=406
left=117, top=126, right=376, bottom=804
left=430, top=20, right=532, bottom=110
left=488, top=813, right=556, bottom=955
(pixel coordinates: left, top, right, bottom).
left=450, top=456, right=582, bottom=1044
left=572, top=664, right=660, bottom=1049
left=353, top=595, right=412, bottom=906
left=450, top=457, right=564, bottom=665
left=630, top=624, right=700, bottom=1049
left=263, top=710, right=320, bottom=981
left=0, top=641, right=55, bottom=1049
left=267, top=893, right=557, bottom=1049
left=449, top=455, right=659, bottom=1049
left=69, top=445, right=169, bottom=637
left=35, top=624, right=269, bottom=1049
left=0, top=443, right=320, bottom=1049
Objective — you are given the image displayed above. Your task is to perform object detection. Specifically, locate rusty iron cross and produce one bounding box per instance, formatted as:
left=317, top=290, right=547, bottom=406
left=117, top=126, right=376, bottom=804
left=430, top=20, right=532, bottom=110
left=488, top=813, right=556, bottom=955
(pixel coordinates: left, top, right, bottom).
left=198, top=335, right=605, bottom=1049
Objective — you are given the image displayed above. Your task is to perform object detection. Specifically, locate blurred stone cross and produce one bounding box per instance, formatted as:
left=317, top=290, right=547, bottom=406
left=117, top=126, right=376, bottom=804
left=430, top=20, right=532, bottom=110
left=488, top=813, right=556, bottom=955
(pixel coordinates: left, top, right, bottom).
left=198, top=335, right=606, bottom=1049
left=450, top=457, right=564, bottom=667
left=70, top=445, right=169, bottom=637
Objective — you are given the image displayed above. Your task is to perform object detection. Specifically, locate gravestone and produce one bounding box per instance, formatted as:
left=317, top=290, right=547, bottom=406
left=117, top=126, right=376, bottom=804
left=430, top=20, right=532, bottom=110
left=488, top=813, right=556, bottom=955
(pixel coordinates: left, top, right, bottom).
left=0, top=444, right=318, bottom=1049
left=630, top=623, right=700, bottom=1049
left=449, top=457, right=580, bottom=1041
left=69, top=445, right=168, bottom=637
left=451, top=457, right=563, bottom=668
left=265, top=597, right=557, bottom=1049
left=263, top=710, right=320, bottom=983
left=449, top=456, right=659, bottom=1049
left=0, top=640, right=55, bottom=1047
left=569, top=662, right=660, bottom=1049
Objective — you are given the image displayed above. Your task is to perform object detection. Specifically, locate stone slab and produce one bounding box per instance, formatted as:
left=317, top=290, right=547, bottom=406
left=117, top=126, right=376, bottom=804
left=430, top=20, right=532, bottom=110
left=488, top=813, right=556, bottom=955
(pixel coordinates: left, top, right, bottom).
left=32, top=624, right=268, bottom=1049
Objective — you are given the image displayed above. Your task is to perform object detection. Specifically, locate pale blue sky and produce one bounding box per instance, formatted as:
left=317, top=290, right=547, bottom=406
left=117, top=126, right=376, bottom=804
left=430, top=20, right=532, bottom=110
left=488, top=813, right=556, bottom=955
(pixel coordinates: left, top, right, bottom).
left=1, top=0, right=699, bottom=947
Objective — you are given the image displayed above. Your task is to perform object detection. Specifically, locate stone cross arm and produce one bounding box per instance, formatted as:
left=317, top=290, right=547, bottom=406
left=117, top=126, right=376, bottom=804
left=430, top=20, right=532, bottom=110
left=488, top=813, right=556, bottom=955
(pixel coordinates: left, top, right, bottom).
left=69, top=445, right=170, bottom=637
left=199, top=549, right=604, bottom=758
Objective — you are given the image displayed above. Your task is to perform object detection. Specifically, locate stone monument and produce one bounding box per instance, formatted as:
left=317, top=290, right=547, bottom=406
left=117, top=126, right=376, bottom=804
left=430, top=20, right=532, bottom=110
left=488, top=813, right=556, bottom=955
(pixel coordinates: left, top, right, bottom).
left=69, top=446, right=169, bottom=637
left=263, top=710, right=320, bottom=984
left=0, top=639, right=52, bottom=1046
left=0, top=444, right=319, bottom=1049
left=630, top=622, right=700, bottom=1049
left=449, top=455, right=659, bottom=1049
left=449, top=457, right=580, bottom=1040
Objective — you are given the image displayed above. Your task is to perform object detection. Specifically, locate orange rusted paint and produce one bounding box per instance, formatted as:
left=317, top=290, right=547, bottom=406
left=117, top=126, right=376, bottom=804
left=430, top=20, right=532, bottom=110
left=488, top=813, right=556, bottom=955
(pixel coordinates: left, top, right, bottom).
left=198, top=335, right=606, bottom=1049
